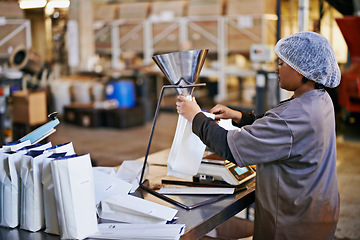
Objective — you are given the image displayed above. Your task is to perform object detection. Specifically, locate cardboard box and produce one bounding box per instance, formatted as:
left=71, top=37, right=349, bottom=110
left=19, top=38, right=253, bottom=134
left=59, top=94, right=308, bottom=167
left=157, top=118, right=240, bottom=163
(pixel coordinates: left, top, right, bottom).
left=0, top=24, right=27, bottom=55
left=118, top=23, right=144, bottom=52
left=93, top=4, right=119, bottom=21
left=105, top=105, right=145, bottom=129
left=11, top=90, right=47, bottom=125
left=227, top=17, right=277, bottom=53
left=118, top=2, right=150, bottom=20
left=188, top=21, right=218, bottom=51
left=151, top=1, right=187, bottom=18
left=188, top=0, right=224, bottom=16
left=0, top=2, right=24, bottom=19
left=152, top=22, right=180, bottom=52
left=226, top=0, right=277, bottom=16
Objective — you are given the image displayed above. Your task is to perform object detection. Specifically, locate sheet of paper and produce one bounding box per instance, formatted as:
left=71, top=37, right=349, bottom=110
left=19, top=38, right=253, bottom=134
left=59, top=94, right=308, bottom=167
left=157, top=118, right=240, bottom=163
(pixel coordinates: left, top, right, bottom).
left=218, top=119, right=241, bottom=131
left=158, top=187, right=235, bottom=195
left=90, top=223, right=186, bottom=240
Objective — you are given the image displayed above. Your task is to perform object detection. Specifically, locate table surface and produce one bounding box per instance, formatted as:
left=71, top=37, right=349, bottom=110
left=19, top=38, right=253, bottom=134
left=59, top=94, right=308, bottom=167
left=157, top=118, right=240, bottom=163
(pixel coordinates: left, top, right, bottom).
left=0, top=149, right=255, bottom=240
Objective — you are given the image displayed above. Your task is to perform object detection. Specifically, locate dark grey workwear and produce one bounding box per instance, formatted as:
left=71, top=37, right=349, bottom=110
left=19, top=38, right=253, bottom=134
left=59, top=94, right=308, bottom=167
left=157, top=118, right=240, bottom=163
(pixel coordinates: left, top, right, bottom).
left=228, top=89, right=339, bottom=240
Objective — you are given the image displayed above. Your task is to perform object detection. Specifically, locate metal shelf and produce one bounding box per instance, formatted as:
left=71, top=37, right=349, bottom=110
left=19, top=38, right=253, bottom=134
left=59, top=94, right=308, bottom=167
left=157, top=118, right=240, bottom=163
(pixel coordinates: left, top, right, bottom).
left=94, top=15, right=277, bottom=102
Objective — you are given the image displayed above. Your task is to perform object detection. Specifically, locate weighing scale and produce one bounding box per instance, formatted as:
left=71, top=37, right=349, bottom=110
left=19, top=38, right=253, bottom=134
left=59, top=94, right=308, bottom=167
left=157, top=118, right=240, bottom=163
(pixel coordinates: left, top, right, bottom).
left=139, top=49, right=255, bottom=210
left=195, top=153, right=256, bottom=186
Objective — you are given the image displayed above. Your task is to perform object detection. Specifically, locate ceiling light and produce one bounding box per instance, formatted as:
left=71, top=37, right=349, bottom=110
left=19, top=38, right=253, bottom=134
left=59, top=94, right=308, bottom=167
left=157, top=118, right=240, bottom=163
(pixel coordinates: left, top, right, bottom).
left=47, top=0, right=70, bottom=9
left=19, top=0, right=47, bottom=9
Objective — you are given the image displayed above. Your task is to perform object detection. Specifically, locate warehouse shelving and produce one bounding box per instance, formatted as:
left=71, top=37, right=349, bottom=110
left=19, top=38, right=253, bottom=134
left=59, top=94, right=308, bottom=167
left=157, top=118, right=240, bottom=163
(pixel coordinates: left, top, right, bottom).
left=94, top=14, right=277, bottom=102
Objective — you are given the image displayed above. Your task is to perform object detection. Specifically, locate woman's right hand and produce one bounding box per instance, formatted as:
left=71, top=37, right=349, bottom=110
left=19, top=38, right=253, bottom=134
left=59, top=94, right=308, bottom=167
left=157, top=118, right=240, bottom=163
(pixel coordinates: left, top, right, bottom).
left=210, top=104, right=242, bottom=124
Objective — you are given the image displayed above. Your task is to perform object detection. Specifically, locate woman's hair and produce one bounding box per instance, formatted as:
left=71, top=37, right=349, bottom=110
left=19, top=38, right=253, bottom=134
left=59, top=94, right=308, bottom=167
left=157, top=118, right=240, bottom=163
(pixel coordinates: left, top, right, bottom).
left=302, top=76, right=325, bottom=89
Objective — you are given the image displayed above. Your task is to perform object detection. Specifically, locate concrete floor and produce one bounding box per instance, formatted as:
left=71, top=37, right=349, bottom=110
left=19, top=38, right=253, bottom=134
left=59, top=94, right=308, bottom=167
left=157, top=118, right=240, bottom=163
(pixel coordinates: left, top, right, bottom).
left=48, top=111, right=360, bottom=240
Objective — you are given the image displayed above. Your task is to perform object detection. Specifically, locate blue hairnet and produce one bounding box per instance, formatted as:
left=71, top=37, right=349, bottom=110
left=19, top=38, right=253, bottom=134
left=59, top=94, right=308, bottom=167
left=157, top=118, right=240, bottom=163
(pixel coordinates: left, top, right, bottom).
left=274, top=31, right=341, bottom=88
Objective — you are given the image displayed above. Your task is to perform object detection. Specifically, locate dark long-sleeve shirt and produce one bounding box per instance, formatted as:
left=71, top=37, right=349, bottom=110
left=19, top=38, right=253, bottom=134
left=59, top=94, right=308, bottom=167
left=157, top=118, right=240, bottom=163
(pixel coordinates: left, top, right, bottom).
left=192, top=111, right=256, bottom=163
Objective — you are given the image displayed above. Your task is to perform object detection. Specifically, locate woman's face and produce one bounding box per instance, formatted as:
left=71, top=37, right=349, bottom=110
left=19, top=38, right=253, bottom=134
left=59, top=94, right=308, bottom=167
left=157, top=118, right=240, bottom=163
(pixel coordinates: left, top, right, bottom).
left=275, top=58, right=303, bottom=91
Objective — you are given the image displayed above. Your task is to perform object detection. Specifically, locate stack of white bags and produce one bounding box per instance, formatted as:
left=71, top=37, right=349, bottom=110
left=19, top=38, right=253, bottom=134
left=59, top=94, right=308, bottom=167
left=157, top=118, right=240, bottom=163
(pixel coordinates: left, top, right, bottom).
left=0, top=140, right=184, bottom=240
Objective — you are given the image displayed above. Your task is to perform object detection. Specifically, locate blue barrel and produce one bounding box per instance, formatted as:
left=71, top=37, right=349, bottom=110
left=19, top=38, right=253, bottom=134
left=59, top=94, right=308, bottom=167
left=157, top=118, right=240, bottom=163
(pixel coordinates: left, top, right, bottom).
left=105, top=80, right=136, bottom=108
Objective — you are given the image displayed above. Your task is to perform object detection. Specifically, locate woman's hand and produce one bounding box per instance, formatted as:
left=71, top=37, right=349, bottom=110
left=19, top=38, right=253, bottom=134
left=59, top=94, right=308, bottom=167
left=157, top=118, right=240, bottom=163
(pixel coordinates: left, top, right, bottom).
left=176, top=95, right=202, bottom=122
left=210, top=104, right=242, bottom=124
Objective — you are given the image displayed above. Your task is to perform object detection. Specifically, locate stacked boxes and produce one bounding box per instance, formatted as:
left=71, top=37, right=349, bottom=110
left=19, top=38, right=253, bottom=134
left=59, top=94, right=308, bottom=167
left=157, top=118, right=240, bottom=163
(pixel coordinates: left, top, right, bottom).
left=226, top=0, right=277, bottom=52
left=188, top=0, right=224, bottom=16
left=151, top=1, right=187, bottom=52
left=11, top=90, right=47, bottom=125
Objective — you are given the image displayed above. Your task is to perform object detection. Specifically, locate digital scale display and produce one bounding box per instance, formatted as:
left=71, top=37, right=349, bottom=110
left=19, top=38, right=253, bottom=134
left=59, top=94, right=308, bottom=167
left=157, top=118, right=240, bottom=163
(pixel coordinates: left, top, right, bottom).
left=234, top=166, right=248, bottom=175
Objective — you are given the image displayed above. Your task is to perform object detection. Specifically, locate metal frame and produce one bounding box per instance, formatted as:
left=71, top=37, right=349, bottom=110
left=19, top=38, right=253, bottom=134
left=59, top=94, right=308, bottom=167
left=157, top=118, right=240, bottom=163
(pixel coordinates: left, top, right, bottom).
left=0, top=19, right=32, bottom=51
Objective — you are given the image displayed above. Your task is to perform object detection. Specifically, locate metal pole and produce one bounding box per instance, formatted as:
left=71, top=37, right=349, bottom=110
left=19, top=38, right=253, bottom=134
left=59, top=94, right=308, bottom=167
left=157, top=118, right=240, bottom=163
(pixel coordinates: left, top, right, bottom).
left=298, top=0, right=309, bottom=31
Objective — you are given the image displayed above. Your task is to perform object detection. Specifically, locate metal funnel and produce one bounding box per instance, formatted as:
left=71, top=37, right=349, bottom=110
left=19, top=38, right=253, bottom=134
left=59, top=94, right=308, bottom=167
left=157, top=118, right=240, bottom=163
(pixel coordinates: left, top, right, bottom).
left=152, top=49, right=208, bottom=95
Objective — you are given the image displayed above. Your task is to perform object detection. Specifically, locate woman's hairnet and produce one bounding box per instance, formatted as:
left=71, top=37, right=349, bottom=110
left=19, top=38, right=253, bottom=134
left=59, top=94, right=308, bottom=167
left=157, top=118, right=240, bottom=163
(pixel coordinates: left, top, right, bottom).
left=274, top=31, right=341, bottom=88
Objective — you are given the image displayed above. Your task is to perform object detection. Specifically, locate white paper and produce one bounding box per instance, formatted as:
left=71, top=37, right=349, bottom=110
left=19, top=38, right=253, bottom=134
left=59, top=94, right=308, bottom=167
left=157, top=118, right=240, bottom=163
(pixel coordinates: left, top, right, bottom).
left=20, top=150, right=52, bottom=232
left=218, top=119, right=241, bottom=131
left=116, top=160, right=147, bottom=193
left=158, top=187, right=235, bottom=195
left=98, top=194, right=177, bottom=224
left=42, top=152, right=67, bottom=235
left=167, top=105, right=215, bottom=180
left=93, top=168, right=132, bottom=205
left=90, top=223, right=186, bottom=240
left=51, top=154, right=98, bottom=239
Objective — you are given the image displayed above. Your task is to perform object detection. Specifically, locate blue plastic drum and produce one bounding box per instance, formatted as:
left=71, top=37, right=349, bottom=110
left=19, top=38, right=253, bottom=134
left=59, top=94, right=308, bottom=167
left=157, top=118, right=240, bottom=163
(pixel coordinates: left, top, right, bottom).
left=105, top=80, right=136, bottom=108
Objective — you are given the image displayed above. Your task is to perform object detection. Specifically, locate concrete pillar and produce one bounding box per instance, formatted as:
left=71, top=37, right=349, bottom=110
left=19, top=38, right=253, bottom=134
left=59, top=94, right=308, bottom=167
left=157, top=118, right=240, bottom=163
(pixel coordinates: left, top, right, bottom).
left=68, top=0, right=95, bottom=72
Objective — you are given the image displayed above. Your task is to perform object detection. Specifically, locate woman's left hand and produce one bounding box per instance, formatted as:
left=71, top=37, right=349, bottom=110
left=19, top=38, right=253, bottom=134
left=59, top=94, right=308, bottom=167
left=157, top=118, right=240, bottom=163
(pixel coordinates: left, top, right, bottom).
left=176, top=95, right=202, bottom=122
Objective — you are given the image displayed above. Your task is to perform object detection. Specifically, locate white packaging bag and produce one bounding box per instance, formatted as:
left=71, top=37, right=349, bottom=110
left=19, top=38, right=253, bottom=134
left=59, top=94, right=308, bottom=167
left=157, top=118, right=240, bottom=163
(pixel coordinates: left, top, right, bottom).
left=0, top=151, right=21, bottom=228
left=42, top=142, right=76, bottom=235
left=51, top=154, right=98, bottom=240
left=0, top=142, right=52, bottom=229
left=42, top=152, right=67, bottom=235
left=92, top=168, right=132, bottom=205
left=2, top=140, right=31, bottom=152
left=167, top=104, right=214, bottom=180
left=97, top=194, right=178, bottom=224
left=116, top=160, right=148, bottom=193
left=45, top=142, right=75, bottom=156
left=20, top=150, right=52, bottom=232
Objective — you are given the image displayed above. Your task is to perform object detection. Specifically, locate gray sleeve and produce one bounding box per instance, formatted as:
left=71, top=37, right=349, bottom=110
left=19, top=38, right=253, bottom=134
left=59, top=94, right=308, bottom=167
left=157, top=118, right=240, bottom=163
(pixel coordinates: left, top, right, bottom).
left=227, top=112, right=293, bottom=166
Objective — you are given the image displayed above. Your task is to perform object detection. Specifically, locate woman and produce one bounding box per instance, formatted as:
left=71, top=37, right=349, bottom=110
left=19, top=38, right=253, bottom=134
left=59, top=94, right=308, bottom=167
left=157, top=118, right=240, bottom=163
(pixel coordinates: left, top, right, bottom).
left=176, top=31, right=340, bottom=240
